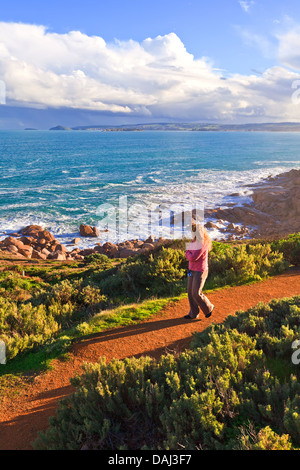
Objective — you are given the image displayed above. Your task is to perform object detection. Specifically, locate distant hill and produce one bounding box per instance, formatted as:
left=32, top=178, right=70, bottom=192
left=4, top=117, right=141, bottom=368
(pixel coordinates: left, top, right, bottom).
left=50, top=125, right=72, bottom=131
left=49, top=122, right=300, bottom=132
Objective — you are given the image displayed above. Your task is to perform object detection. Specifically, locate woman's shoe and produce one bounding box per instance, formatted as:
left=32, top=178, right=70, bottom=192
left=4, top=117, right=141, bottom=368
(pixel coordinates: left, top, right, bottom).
left=205, top=306, right=214, bottom=319
left=184, top=314, right=199, bottom=320
left=184, top=314, right=193, bottom=320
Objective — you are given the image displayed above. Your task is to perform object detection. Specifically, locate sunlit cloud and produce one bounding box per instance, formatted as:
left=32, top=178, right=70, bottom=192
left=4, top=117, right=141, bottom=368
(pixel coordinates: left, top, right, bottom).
left=0, top=22, right=300, bottom=123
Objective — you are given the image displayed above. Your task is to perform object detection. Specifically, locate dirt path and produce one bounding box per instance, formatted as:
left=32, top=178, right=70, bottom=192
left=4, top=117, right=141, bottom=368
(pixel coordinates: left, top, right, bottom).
left=1, top=269, right=300, bottom=450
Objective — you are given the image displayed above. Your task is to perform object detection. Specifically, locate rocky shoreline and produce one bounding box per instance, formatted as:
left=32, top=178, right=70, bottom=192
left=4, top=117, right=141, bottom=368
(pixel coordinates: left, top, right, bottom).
left=204, top=168, right=300, bottom=240
left=0, top=224, right=170, bottom=261
left=0, top=169, right=299, bottom=261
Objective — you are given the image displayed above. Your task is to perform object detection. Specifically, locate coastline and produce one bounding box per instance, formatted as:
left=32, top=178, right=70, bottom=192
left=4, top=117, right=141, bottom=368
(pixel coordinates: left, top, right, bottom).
left=0, top=168, right=299, bottom=262
left=205, top=168, right=300, bottom=240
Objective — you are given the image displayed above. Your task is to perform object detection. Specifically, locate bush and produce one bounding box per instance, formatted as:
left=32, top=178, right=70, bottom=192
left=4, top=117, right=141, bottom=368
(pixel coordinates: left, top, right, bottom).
left=0, top=297, right=59, bottom=361
left=91, top=247, right=188, bottom=300
left=84, top=253, right=113, bottom=269
left=237, top=425, right=292, bottom=450
left=89, top=242, right=288, bottom=302
left=0, top=279, right=108, bottom=360
left=191, top=296, right=300, bottom=361
left=34, top=295, right=300, bottom=450
left=208, top=243, right=288, bottom=287
left=271, top=233, right=300, bottom=266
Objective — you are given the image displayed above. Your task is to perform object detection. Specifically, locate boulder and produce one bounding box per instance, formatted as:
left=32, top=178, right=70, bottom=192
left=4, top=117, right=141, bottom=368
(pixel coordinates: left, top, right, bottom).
left=142, top=243, right=155, bottom=250
left=117, top=248, right=141, bottom=259
left=145, top=235, right=155, bottom=243
left=79, top=249, right=95, bottom=257
left=19, top=226, right=57, bottom=245
left=41, top=248, right=51, bottom=257
left=20, top=225, right=44, bottom=236
left=74, top=254, right=84, bottom=261
left=31, top=250, right=47, bottom=260
left=19, top=236, right=35, bottom=246
left=132, top=240, right=144, bottom=248
left=55, top=243, right=68, bottom=253
left=155, top=237, right=169, bottom=247
left=4, top=245, right=19, bottom=253
left=36, top=238, right=47, bottom=248
left=205, top=221, right=219, bottom=230
left=80, top=225, right=100, bottom=238
left=38, top=230, right=55, bottom=242
left=0, top=237, right=25, bottom=249
left=101, top=242, right=118, bottom=257
left=47, top=244, right=57, bottom=253
left=49, top=252, right=66, bottom=261
left=18, top=246, right=33, bottom=258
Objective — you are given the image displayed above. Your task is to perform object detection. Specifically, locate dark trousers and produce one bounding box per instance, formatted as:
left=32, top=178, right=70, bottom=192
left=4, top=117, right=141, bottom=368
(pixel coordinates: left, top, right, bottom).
left=187, top=270, right=214, bottom=318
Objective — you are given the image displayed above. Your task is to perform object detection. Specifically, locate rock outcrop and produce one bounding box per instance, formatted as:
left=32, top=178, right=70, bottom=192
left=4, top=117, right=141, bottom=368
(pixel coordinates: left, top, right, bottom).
left=0, top=224, right=172, bottom=262
left=79, top=225, right=100, bottom=238
left=205, top=169, right=300, bottom=240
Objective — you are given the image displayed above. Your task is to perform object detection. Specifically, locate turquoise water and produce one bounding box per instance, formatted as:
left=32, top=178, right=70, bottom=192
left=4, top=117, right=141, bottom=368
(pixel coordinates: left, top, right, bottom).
left=0, top=130, right=299, bottom=245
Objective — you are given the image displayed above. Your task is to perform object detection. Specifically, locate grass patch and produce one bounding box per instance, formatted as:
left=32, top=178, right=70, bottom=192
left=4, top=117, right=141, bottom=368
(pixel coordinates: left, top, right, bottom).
left=0, top=295, right=182, bottom=380
left=265, top=358, right=297, bottom=384
left=0, top=374, right=31, bottom=401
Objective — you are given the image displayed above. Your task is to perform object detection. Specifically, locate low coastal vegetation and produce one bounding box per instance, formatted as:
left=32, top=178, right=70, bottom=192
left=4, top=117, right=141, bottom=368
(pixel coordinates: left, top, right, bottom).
left=1, top=232, right=300, bottom=449
left=34, top=294, right=300, bottom=450
left=0, top=234, right=298, bottom=368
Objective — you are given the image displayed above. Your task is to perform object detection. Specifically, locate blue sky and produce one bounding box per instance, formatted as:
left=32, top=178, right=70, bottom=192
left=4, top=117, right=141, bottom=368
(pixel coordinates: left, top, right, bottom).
left=0, top=0, right=290, bottom=73
left=1, top=0, right=300, bottom=128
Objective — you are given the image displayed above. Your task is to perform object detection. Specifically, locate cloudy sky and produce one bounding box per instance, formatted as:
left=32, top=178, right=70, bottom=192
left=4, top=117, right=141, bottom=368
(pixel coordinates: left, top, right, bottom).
left=1, top=0, right=300, bottom=129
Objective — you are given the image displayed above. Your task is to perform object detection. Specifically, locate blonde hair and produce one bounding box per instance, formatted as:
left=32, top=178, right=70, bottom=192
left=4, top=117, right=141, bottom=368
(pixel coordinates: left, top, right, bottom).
left=192, top=224, right=213, bottom=252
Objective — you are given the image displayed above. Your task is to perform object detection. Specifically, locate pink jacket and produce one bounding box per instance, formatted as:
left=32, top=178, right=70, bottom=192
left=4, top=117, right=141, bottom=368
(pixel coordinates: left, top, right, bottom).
left=185, top=242, right=209, bottom=272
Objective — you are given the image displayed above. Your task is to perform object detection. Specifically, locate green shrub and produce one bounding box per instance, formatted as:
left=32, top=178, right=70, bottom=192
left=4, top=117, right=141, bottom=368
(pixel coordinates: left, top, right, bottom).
left=0, top=279, right=108, bottom=360
left=283, top=395, right=300, bottom=444
left=237, top=424, right=292, bottom=450
left=34, top=295, right=300, bottom=450
left=192, top=296, right=300, bottom=361
left=271, top=233, right=300, bottom=266
left=0, top=297, right=59, bottom=360
left=32, top=329, right=262, bottom=450
left=208, top=243, right=287, bottom=287
left=91, top=247, right=188, bottom=300
left=84, top=253, right=113, bottom=269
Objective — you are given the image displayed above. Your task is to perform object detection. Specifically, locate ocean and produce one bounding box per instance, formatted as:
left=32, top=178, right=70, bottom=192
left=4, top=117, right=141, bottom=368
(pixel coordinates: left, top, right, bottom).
left=0, top=130, right=300, bottom=248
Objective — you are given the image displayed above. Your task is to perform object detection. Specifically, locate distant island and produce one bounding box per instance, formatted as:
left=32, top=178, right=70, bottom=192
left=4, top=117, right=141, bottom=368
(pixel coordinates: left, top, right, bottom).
left=49, top=125, right=72, bottom=131
left=47, top=122, right=300, bottom=132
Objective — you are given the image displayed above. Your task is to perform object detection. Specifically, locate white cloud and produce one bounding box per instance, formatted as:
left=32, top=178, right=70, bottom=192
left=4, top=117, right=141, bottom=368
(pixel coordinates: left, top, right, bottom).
left=236, top=27, right=276, bottom=59
left=239, top=1, right=255, bottom=13
left=0, top=22, right=300, bottom=122
left=277, top=29, right=300, bottom=71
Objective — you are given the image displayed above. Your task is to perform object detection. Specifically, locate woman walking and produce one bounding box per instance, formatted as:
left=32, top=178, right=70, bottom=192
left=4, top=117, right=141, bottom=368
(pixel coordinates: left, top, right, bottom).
left=184, top=224, right=214, bottom=320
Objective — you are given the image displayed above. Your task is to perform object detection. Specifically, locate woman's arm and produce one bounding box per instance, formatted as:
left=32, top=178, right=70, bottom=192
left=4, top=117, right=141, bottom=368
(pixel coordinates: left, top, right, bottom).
left=185, top=246, right=205, bottom=262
